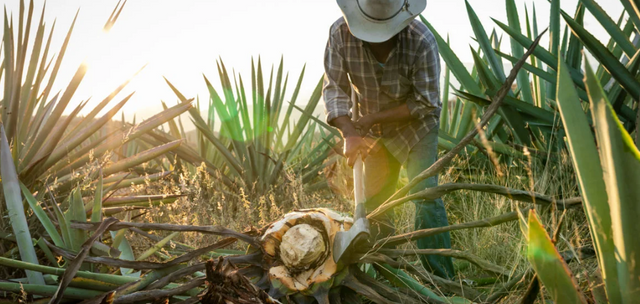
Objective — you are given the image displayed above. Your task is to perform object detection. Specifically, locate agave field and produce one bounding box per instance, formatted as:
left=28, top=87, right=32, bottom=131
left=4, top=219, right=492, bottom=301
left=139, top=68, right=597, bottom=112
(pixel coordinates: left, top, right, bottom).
left=0, top=0, right=639, bottom=303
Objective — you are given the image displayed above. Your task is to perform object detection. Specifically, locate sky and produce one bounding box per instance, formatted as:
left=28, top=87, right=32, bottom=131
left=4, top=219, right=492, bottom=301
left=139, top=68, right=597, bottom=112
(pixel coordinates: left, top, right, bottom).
left=1, top=0, right=624, bottom=127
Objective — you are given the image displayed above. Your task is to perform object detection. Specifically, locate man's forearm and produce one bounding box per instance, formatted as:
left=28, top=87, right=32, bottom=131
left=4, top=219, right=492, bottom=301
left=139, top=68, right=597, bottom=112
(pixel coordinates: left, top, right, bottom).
left=332, top=104, right=415, bottom=138
left=369, top=104, right=413, bottom=125
left=331, top=116, right=359, bottom=138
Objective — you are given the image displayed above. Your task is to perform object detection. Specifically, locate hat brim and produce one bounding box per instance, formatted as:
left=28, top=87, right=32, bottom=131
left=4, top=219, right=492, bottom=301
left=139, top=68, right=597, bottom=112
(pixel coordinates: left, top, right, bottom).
left=337, top=0, right=426, bottom=43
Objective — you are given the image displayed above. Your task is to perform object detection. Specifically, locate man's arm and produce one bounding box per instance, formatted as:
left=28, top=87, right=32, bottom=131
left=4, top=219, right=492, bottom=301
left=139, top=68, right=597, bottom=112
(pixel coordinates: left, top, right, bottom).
left=337, top=104, right=414, bottom=166
left=353, top=103, right=413, bottom=136
left=332, top=115, right=371, bottom=167
left=323, top=25, right=369, bottom=167
left=323, top=26, right=352, bottom=129
left=332, top=116, right=359, bottom=138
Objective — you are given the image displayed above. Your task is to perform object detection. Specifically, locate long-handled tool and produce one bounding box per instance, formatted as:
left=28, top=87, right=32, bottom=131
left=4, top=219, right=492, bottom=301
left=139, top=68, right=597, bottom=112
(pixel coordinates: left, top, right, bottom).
left=333, top=90, right=370, bottom=263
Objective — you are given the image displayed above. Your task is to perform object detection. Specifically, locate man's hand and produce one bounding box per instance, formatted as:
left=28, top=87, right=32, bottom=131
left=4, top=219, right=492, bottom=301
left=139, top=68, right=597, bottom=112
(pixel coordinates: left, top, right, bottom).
left=354, top=114, right=378, bottom=137
left=344, top=136, right=369, bottom=167
left=330, top=116, right=371, bottom=167
left=331, top=104, right=415, bottom=166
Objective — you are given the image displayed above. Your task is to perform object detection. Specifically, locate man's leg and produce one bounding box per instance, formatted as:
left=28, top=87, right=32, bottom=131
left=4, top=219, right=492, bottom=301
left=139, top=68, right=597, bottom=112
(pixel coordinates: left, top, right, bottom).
left=406, top=128, right=455, bottom=279
left=363, top=144, right=401, bottom=241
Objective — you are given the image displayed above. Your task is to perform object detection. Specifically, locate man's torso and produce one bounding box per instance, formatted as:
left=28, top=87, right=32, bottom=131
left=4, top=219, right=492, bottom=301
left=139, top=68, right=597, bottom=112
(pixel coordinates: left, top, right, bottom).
left=328, top=17, right=440, bottom=163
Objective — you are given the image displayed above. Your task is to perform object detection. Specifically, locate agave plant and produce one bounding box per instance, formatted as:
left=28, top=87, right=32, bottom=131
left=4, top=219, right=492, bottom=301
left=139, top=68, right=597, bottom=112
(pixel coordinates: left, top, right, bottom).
left=0, top=1, right=195, bottom=197
left=0, top=0, right=194, bottom=293
left=0, top=0, right=194, bottom=196
left=522, top=53, right=640, bottom=303
left=425, top=1, right=640, bottom=299
left=428, top=0, right=639, bottom=159
left=161, top=58, right=340, bottom=196
left=0, top=120, right=192, bottom=300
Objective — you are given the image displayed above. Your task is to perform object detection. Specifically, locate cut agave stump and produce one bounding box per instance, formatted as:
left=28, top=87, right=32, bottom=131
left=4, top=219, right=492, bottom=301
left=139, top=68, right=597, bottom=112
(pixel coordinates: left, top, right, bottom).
left=202, top=209, right=433, bottom=302
left=261, top=208, right=353, bottom=299
left=280, top=224, right=327, bottom=272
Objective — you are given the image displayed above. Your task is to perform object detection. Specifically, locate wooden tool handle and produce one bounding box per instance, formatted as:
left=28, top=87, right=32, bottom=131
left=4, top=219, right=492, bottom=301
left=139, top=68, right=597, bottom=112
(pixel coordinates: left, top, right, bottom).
left=352, top=86, right=360, bottom=121
left=353, top=157, right=366, bottom=221
left=351, top=87, right=366, bottom=221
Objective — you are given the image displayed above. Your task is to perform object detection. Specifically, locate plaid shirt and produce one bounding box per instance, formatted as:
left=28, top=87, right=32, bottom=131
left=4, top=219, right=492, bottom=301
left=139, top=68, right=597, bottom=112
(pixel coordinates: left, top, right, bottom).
left=323, top=17, right=441, bottom=164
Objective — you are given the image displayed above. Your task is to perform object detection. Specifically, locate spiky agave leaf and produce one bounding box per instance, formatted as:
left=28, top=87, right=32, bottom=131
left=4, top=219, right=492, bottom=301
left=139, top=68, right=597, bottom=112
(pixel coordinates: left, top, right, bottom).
left=555, top=54, right=620, bottom=303
left=0, top=124, right=45, bottom=285
left=526, top=210, right=587, bottom=303
left=585, top=57, right=640, bottom=301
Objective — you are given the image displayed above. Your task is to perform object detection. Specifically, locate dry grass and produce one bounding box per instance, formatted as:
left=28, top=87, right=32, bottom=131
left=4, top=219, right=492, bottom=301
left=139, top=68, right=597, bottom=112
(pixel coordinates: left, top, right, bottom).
left=124, top=162, right=350, bottom=254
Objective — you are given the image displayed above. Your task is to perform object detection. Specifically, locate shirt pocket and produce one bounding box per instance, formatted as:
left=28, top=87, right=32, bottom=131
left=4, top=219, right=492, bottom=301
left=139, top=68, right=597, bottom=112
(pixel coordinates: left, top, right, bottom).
left=381, top=73, right=412, bottom=102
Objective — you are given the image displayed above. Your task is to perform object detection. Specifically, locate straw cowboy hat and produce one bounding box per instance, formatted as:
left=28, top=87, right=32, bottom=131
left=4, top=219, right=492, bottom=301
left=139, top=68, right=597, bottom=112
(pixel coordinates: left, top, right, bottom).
left=337, top=0, right=427, bottom=43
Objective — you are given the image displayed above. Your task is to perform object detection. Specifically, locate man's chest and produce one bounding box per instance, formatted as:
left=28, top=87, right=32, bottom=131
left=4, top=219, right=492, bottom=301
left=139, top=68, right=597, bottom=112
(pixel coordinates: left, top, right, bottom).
left=344, top=49, right=414, bottom=105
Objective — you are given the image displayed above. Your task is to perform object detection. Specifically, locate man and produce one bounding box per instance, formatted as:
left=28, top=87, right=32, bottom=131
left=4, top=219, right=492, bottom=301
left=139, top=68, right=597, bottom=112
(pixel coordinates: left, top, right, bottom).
left=322, top=0, right=454, bottom=279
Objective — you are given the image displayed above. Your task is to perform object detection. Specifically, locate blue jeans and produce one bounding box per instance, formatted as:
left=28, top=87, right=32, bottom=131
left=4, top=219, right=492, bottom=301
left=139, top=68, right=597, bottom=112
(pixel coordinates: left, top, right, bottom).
left=363, top=127, right=455, bottom=279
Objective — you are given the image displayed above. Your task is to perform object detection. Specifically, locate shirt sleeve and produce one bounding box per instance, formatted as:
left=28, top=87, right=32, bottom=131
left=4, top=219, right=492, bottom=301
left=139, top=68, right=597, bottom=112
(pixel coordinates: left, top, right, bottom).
left=405, top=36, right=441, bottom=120
left=322, top=28, right=352, bottom=126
